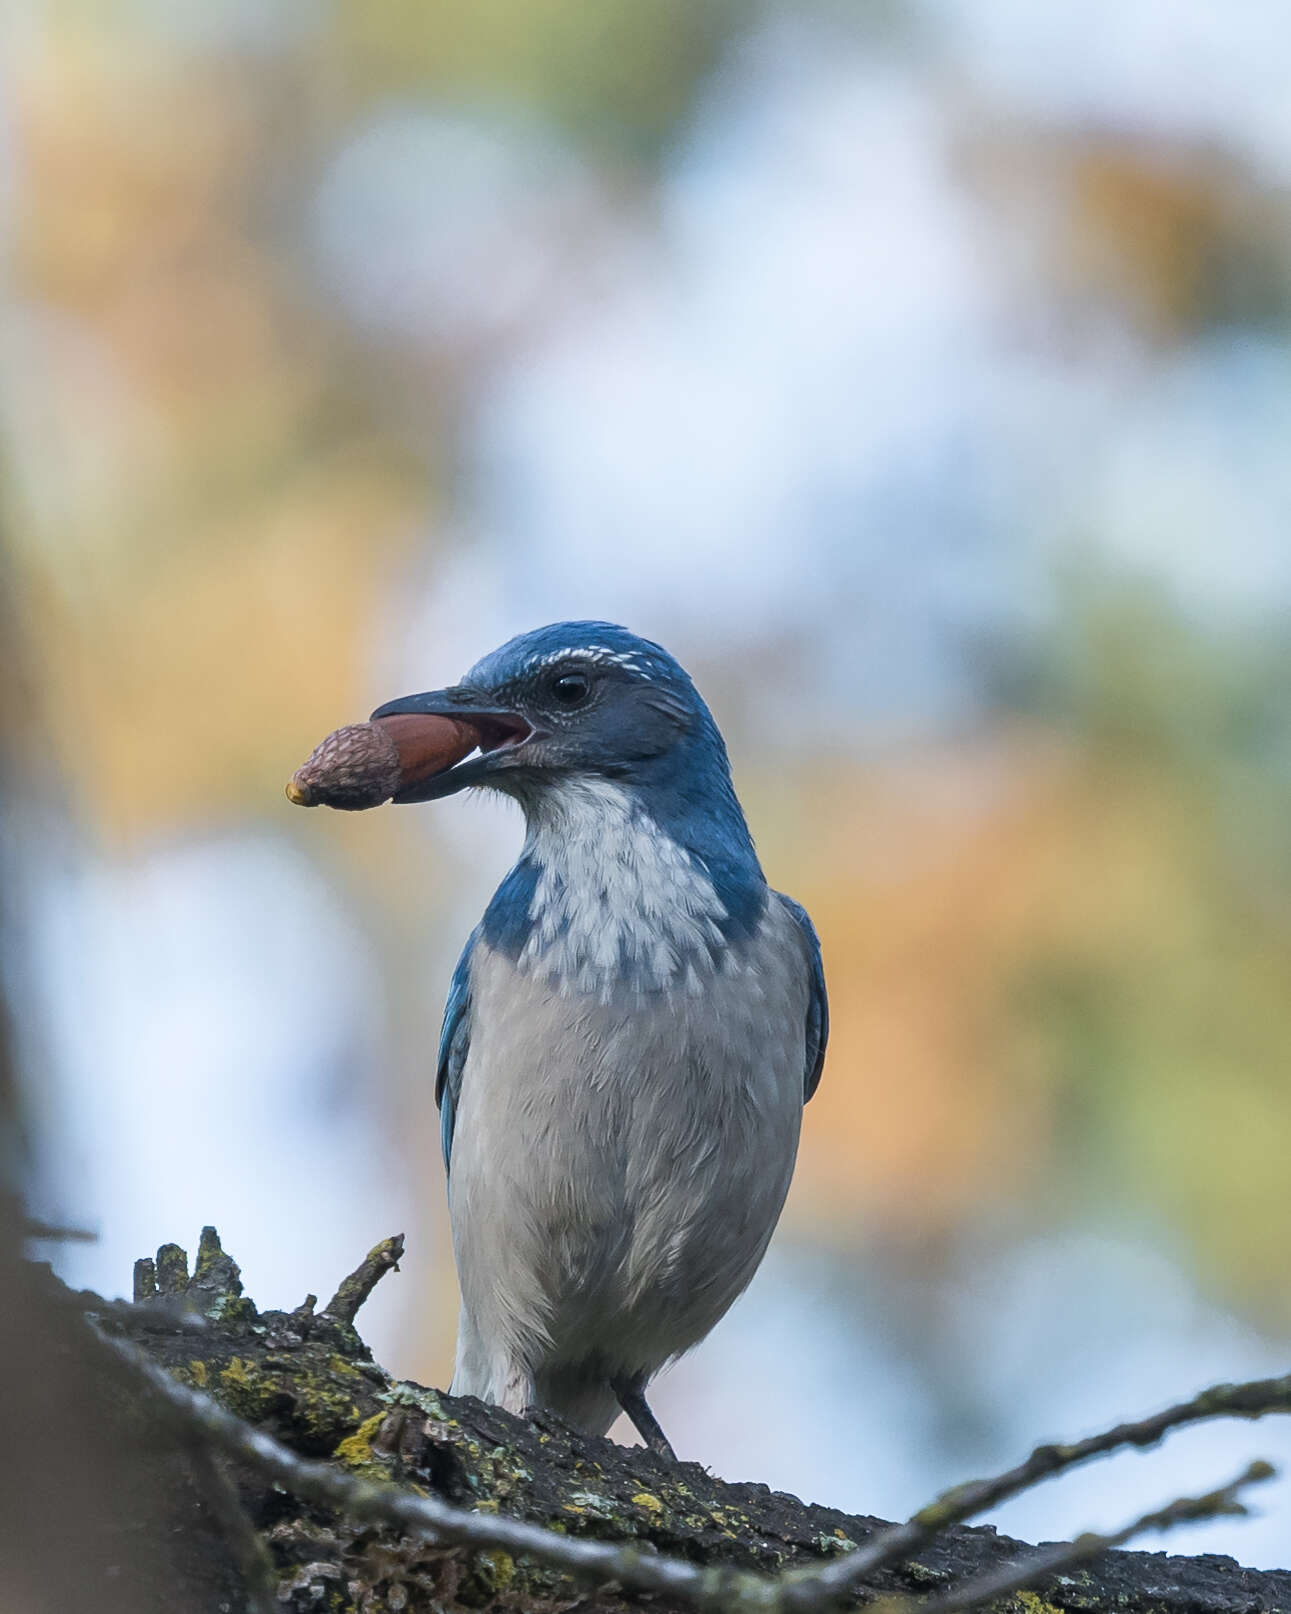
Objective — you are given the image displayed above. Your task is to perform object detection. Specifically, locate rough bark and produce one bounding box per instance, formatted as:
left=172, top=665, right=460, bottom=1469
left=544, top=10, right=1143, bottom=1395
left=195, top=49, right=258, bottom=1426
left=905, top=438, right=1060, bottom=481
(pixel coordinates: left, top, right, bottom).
left=9, top=1227, right=1288, bottom=1614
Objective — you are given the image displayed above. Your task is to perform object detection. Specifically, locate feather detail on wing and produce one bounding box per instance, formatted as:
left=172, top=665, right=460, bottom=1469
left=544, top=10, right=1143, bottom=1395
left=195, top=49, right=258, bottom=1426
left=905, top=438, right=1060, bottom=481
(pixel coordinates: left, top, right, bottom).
left=776, top=893, right=829, bottom=1101
left=436, top=929, right=477, bottom=1172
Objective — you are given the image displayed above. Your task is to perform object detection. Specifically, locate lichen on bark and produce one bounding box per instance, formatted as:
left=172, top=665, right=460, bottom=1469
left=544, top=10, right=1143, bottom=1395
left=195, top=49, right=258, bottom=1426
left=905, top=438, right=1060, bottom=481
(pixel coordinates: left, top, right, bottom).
left=30, top=1227, right=1291, bottom=1614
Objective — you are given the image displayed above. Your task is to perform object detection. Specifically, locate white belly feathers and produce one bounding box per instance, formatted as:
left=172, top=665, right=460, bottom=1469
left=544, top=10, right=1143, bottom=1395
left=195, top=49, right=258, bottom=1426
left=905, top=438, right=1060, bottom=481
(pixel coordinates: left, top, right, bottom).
left=447, top=887, right=810, bottom=1415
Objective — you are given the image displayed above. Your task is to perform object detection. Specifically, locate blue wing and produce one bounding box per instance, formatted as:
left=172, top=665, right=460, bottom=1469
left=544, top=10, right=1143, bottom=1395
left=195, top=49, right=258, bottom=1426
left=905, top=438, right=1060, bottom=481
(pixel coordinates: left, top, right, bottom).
left=777, top=894, right=829, bottom=1102
left=436, top=929, right=477, bottom=1174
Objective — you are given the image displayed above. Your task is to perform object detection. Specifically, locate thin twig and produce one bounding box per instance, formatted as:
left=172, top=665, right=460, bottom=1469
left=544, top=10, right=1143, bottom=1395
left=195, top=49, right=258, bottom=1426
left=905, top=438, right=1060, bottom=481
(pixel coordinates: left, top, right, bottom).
left=22, top=1217, right=97, bottom=1242
left=913, top=1460, right=1275, bottom=1614
left=322, top=1233, right=405, bottom=1325
left=782, top=1371, right=1291, bottom=1606
left=48, top=1280, right=210, bottom=1333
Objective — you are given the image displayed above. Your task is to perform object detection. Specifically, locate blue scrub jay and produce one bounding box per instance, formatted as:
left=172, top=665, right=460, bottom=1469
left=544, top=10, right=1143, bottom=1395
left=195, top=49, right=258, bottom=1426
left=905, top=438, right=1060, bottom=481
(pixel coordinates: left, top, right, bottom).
left=373, top=622, right=827, bottom=1458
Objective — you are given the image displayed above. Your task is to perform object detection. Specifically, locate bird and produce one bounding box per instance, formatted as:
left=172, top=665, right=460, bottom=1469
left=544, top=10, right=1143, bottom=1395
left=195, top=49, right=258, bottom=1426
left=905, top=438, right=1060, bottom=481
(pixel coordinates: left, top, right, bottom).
left=372, top=621, right=827, bottom=1459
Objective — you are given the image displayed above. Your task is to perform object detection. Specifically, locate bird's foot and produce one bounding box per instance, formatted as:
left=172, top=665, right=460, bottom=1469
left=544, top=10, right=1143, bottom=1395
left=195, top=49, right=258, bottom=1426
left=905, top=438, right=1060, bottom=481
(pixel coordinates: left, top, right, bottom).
left=612, top=1374, right=677, bottom=1462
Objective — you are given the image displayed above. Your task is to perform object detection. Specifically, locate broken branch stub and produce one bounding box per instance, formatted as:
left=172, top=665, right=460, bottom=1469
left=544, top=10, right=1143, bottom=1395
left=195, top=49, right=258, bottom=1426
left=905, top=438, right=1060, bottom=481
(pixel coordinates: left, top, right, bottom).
left=321, top=1233, right=405, bottom=1326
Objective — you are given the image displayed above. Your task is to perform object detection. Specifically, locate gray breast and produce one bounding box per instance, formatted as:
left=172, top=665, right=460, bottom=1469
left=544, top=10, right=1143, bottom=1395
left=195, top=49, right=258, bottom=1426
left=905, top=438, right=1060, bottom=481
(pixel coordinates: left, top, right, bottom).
left=447, top=894, right=812, bottom=1390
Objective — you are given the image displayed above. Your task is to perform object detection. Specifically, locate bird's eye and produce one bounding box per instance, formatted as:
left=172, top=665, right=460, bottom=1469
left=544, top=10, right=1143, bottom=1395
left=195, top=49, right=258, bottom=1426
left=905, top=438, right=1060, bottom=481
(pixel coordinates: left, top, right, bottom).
left=549, top=671, right=591, bottom=708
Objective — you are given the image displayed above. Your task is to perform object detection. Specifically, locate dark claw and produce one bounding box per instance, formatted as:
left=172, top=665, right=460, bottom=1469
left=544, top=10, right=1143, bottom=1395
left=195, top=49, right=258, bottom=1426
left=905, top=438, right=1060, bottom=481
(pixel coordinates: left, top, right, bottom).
left=612, top=1375, right=677, bottom=1462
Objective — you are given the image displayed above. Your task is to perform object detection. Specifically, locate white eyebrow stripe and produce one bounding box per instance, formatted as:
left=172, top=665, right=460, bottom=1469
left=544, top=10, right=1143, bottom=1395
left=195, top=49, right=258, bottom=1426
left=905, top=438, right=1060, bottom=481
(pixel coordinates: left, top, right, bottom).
left=525, top=647, right=651, bottom=675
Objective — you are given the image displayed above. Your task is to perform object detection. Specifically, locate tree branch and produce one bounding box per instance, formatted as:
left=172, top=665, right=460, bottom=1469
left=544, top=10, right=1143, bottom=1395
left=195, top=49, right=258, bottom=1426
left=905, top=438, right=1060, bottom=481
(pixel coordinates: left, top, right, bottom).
left=98, top=1329, right=753, bottom=1611
left=97, top=1319, right=1289, bottom=1614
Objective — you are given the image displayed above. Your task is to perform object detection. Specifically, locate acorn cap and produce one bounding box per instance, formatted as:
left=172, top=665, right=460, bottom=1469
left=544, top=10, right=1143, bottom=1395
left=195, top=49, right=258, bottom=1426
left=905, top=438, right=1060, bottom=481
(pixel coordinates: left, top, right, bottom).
left=286, top=713, right=478, bottom=811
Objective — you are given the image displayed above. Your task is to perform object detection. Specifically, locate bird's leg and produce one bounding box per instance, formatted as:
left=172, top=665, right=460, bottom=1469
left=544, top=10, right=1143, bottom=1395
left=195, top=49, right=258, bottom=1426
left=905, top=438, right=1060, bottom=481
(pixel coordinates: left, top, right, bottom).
left=612, top=1373, right=676, bottom=1462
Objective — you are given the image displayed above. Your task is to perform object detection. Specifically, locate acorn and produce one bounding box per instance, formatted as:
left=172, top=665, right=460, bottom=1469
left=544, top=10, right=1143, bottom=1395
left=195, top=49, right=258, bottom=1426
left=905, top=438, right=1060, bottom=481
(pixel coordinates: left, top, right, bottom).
left=286, top=713, right=477, bottom=811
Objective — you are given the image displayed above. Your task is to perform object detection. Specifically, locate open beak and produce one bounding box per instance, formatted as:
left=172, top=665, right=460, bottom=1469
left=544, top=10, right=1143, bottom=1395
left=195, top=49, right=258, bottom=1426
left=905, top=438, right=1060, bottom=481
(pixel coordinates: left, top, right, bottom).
left=369, top=686, right=535, bottom=801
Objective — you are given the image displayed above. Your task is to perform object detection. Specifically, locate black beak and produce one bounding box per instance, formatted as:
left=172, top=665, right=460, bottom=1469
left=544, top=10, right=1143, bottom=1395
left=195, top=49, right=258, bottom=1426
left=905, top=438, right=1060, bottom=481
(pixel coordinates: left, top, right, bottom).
left=369, top=686, right=535, bottom=802
left=372, top=684, right=480, bottom=721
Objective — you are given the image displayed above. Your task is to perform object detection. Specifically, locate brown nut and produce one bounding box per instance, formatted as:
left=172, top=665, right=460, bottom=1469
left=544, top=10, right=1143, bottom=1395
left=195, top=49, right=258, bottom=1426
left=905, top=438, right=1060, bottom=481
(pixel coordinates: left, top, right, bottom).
left=375, top=713, right=478, bottom=792
left=286, top=714, right=476, bottom=811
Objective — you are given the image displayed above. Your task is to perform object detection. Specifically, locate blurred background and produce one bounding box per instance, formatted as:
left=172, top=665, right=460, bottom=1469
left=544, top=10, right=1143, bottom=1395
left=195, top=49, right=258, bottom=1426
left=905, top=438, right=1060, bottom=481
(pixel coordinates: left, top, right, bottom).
left=4, top=0, right=1291, bottom=1569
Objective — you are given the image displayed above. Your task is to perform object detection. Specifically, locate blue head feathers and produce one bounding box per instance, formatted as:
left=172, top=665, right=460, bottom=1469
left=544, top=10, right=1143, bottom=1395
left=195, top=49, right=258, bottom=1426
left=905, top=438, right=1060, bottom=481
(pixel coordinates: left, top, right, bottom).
left=374, top=621, right=767, bottom=972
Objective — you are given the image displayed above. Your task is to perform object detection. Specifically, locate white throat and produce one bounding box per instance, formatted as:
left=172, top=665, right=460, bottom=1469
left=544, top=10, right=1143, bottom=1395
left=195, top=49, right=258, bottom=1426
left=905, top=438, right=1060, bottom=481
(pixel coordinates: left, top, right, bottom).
left=517, top=777, right=729, bottom=996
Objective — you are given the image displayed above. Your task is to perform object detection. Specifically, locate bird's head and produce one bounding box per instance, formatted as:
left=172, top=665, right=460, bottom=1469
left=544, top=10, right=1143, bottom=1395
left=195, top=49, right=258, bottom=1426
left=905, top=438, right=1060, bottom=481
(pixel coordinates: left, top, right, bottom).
left=372, top=621, right=741, bottom=822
